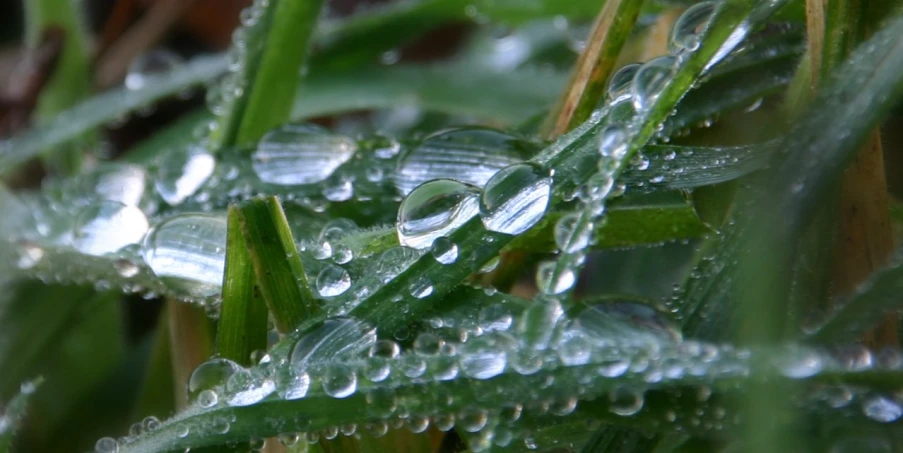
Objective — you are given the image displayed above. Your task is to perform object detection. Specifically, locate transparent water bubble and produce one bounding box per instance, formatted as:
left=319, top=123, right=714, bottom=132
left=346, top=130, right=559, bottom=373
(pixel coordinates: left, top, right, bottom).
left=607, top=63, right=641, bottom=102
left=94, top=437, right=119, bottom=453
left=322, top=365, right=357, bottom=398
left=365, top=339, right=400, bottom=382
left=370, top=135, right=402, bottom=159
left=460, top=336, right=507, bottom=379
left=225, top=368, right=275, bottom=406
left=480, top=163, right=552, bottom=235
left=399, top=354, right=427, bottom=378
left=365, top=388, right=398, bottom=418
left=430, top=236, right=458, bottom=264
left=479, top=304, right=513, bottom=332
left=554, top=212, right=592, bottom=253
left=252, top=124, right=357, bottom=185
left=862, top=396, right=902, bottom=423
left=556, top=325, right=592, bottom=366
left=535, top=261, right=576, bottom=295
left=457, top=409, right=489, bottom=432
left=413, top=333, right=445, bottom=356
left=632, top=56, right=677, bottom=111
left=290, top=317, right=377, bottom=372
left=396, top=179, right=480, bottom=249
left=142, top=213, right=227, bottom=298
left=73, top=201, right=148, bottom=256
left=323, top=179, right=353, bottom=202
left=517, top=298, right=564, bottom=350
left=395, top=126, right=540, bottom=195
left=670, top=1, right=717, bottom=53
left=609, top=388, right=644, bottom=416
left=277, top=371, right=310, bottom=400
left=598, top=124, right=628, bottom=159
left=197, top=389, right=218, bottom=408
left=432, top=414, right=455, bottom=432
left=187, top=358, right=241, bottom=402
left=154, top=146, right=215, bottom=206
left=376, top=246, right=418, bottom=283
left=114, top=259, right=141, bottom=278
left=81, top=163, right=148, bottom=207
left=317, top=265, right=351, bottom=297
left=125, top=49, right=183, bottom=90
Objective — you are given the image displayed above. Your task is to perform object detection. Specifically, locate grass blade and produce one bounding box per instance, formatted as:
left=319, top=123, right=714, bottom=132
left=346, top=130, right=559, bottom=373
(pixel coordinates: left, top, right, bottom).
left=0, top=378, right=43, bottom=453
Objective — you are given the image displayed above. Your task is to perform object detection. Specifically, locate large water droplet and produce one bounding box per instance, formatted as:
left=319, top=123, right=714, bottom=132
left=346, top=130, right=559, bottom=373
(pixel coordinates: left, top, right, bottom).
left=290, top=317, right=377, bottom=372
left=670, top=2, right=716, bottom=53
left=607, top=63, right=640, bottom=102
left=632, top=56, right=676, bottom=111
left=576, top=301, right=682, bottom=344
left=142, top=213, right=227, bottom=298
left=317, top=265, right=351, bottom=297
left=480, top=163, right=552, bottom=235
left=460, top=335, right=508, bottom=379
left=226, top=368, right=275, bottom=406
left=74, top=201, right=149, bottom=256
left=155, top=146, right=215, bottom=206
left=252, top=124, right=357, bottom=185
left=773, top=345, right=823, bottom=379
left=395, top=127, right=540, bottom=195
left=396, top=179, right=480, bottom=249
left=125, top=49, right=183, bottom=90
left=188, top=358, right=241, bottom=402
left=862, top=396, right=902, bottom=423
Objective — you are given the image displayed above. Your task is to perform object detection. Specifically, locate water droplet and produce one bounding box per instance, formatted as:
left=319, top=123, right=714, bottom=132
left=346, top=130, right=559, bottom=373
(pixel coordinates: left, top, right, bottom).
left=395, top=127, right=539, bottom=195
left=863, top=396, right=902, bottom=423
left=142, top=213, right=227, bottom=298
left=457, top=409, right=488, bottom=432
left=278, top=371, right=310, bottom=400
left=554, top=212, right=592, bottom=253
left=556, top=326, right=592, bottom=366
left=125, top=49, right=183, bottom=90
left=376, top=246, right=418, bottom=283
left=430, top=236, right=458, bottom=264
left=252, top=124, right=357, bottom=185
left=460, top=336, right=507, bottom=379
left=317, top=265, right=351, bottom=297
left=598, top=124, right=628, bottom=159
left=366, top=339, right=399, bottom=382
left=82, top=163, right=148, bottom=207
left=773, top=345, right=823, bottom=378
left=409, top=276, right=434, bottom=299
left=16, top=241, right=44, bottom=270
left=517, top=299, right=564, bottom=350
left=74, top=201, right=149, bottom=256
left=632, top=56, right=676, bottom=111
left=397, top=179, right=480, bottom=249
left=365, top=388, right=397, bottom=418
left=480, top=163, right=552, bottom=235
left=114, top=259, right=140, bottom=278
left=535, top=261, right=576, bottom=295
left=607, top=63, right=640, bottom=102
left=95, top=437, right=119, bottom=453
left=670, top=1, right=716, bottom=53
left=155, top=146, right=215, bottom=205
left=225, top=368, right=275, bottom=406
left=413, top=333, right=445, bottom=356
left=290, top=317, right=377, bottom=371
left=479, top=304, right=513, bottom=332
left=322, top=365, right=357, bottom=398
left=323, top=179, right=354, bottom=202
left=188, top=358, right=241, bottom=402
left=609, top=388, right=644, bottom=416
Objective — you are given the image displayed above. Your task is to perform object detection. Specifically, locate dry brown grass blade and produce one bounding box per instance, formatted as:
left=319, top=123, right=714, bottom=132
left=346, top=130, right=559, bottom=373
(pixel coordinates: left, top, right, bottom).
left=167, top=299, right=213, bottom=410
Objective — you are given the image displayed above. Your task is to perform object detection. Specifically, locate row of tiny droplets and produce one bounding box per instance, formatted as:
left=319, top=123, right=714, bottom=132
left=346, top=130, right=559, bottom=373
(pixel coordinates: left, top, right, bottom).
left=536, top=2, right=719, bottom=297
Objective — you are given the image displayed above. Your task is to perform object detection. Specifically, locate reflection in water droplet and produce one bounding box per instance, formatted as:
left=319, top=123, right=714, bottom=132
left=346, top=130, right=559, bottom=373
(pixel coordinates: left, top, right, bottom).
left=430, top=236, right=458, bottom=264
left=252, top=124, right=357, bottom=185
left=395, top=127, right=539, bottom=195
left=225, top=368, right=275, bottom=406
left=480, top=163, right=552, bottom=235
left=397, top=179, right=480, bottom=249
left=554, top=212, right=591, bottom=253
left=670, top=1, right=717, bottom=53
left=74, top=201, right=149, bottom=256
left=142, top=213, right=227, bottom=298
left=317, top=265, right=351, bottom=297
left=323, top=365, right=357, bottom=398
left=188, top=358, right=241, bottom=402
left=609, top=388, right=644, bottom=416
left=607, top=63, right=640, bottom=102
left=290, top=317, right=377, bottom=372
left=155, top=146, right=215, bottom=206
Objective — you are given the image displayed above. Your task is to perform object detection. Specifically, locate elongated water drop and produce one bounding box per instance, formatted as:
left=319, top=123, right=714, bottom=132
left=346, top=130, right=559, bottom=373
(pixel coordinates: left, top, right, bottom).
left=74, top=201, right=149, bottom=256
left=863, top=396, right=902, bottom=423
left=188, top=358, right=241, bottom=402
left=290, top=318, right=377, bottom=371
left=317, top=265, right=351, bottom=297
left=554, top=212, right=591, bottom=253
left=598, top=124, right=628, bottom=159
left=670, top=2, right=716, bottom=53
left=155, top=146, right=215, bottom=206
left=252, top=124, right=357, bottom=185
left=632, top=56, right=676, bottom=111
left=517, top=298, right=563, bottom=350
left=480, top=163, right=552, bottom=235
left=607, top=63, right=640, bottom=102
left=397, top=179, right=480, bottom=249
left=395, top=127, right=540, bottom=195
left=142, top=213, right=227, bottom=298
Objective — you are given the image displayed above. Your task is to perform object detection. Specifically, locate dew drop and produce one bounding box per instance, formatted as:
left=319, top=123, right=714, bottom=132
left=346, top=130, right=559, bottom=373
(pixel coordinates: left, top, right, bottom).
left=188, top=358, right=241, bottom=402
left=535, top=261, right=576, bottom=295
left=607, top=63, right=640, bottom=102
left=290, top=317, right=377, bottom=371
left=142, top=213, right=227, bottom=298
left=460, top=336, right=507, bottom=379
left=225, top=368, right=275, bottom=406
left=322, top=365, right=357, bottom=398
left=16, top=241, right=44, bottom=270
left=74, top=201, right=149, bottom=256
left=409, top=276, right=434, bottom=299
left=82, top=163, right=148, bottom=207
left=632, top=56, right=677, bottom=111
left=670, top=1, right=717, bottom=53
left=125, top=49, right=183, bottom=90
left=609, top=388, right=644, bottom=416
left=430, top=236, right=458, bottom=264
left=114, top=259, right=140, bottom=278
left=376, top=247, right=418, bottom=283
left=773, top=345, right=823, bottom=378
left=862, top=396, right=902, bottom=423
left=458, top=409, right=489, bottom=433
left=94, top=437, right=119, bottom=453
left=317, top=265, right=351, bottom=297
left=252, top=124, right=357, bottom=185
left=480, top=163, right=552, bottom=235
left=277, top=371, right=310, bottom=400
left=396, top=179, right=480, bottom=249
left=554, top=212, right=591, bottom=253
left=517, top=298, right=564, bottom=350
left=598, top=124, right=628, bottom=159
left=155, top=146, right=215, bottom=206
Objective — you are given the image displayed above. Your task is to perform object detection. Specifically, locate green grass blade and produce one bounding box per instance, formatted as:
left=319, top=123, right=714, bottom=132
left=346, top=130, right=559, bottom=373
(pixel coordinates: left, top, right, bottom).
left=237, top=197, right=318, bottom=333
left=216, top=206, right=268, bottom=366
left=0, top=377, right=43, bottom=453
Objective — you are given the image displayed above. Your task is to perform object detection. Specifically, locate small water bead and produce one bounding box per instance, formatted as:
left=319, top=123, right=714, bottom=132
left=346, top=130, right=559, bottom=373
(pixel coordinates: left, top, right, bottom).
left=460, top=336, right=507, bottom=379
left=409, top=276, right=434, bottom=299
left=142, top=213, right=227, bottom=298
left=517, top=298, right=564, bottom=350
left=277, top=371, right=310, bottom=400
left=631, top=56, right=677, bottom=111
left=670, top=1, right=717, bottom=53
left=125, top=49, right=183, bottom=90
left=290, top=317, right=377, bottom=371
left=366, top=340, right=400, bottom=382
left=609, top=388, right=645, bottom=416
left=773, top=345, right=824, bottom=378
left=370, top=135, right=402, bottom=159
left=322, top=365, right=358, bottom=398
left=323, top=179, right=354, bottom=202
left=480, top=163, right=552, bottom=235
left=413, top=333, right=445, bottom=356
left=252, top=124, right=357, bottom=185
left=863, top=396, right=903, bottom=423
left=365, top=388, right=398, bottom=418
left=249, top=438, right=266, bottom=451
left=458, top=409, right=489, bottom=433
left=114, top=259, right=140, bottom=278
left=396, top=179, right=480, bottom=249
left=316, top=265, right=351, bottom=297
left=598, top=124, right=629, bottom=159
left=607, top=63, right=640, bottom=102
left=376, top=246, right=418, bottom=283
left=16, top=241, right=44, bottom=270
left=556, top=326, right=592, bottom=366
left=279, top=433, right=301, bottom=446
left=142, top=416, right=161, bottom=432
left=155, top=146, right=215, bottom=206
left=198, top=389, right=219, bottom=408
left=554, top=212, right=592, bottom=253
left=395, top=127, right=540, bottom=195
left=73, top=201, right=149, bottom=256
left=479, top=304, right=514, bottom=332
left=188, top=358, right=241, bottom=402
left=510, top=348, right=545, bottom=376
left=95, top=437, right=119, bottom=453
left=430, top=236, right=458, bottom=264
left=535, top=260, right=576, bottom=295
left=225, top=368, right=275, bottom=406
left=365, top=166, right=384, bottom=182
left=399, top=354, right=428, bottom=378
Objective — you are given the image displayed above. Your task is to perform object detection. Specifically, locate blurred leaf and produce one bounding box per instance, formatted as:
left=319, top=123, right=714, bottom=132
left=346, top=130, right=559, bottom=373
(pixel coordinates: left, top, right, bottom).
left=0, top=378, right=42, bottom=453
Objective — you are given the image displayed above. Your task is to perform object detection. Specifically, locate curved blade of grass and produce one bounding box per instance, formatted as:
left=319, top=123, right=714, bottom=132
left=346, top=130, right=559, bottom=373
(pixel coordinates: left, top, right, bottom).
left=216, top=206, right=267, bottom=366
left=0, top=378, right=43, bottom=453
